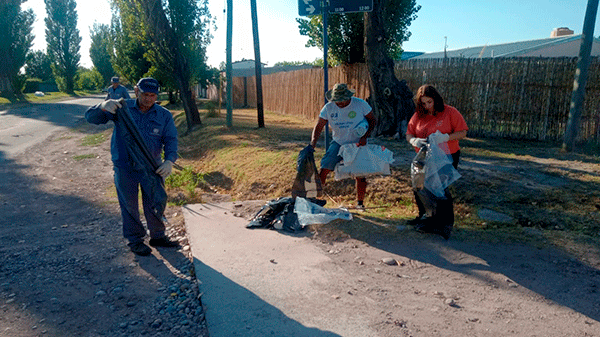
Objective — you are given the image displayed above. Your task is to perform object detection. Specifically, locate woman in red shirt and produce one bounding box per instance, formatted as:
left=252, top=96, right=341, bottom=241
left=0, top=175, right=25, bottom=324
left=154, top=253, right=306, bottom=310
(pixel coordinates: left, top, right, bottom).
left=406, top=85, right=468, bottom=239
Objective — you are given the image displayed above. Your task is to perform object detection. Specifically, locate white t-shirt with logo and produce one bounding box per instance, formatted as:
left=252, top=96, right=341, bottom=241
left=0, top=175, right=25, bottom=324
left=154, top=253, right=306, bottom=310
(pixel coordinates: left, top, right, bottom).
left=319, top=97, right=372, bottom=145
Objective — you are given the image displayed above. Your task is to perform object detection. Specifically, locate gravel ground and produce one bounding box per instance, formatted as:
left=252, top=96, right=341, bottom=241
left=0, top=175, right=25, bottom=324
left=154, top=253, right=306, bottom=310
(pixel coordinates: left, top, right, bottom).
left=0, top=119, right=209, bottom=337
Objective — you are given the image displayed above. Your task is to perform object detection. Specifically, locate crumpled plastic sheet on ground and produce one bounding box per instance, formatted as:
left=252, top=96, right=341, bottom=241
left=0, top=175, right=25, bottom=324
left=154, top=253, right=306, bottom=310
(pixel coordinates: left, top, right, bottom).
left=294, top=197, right=352, bottom=228
left=246, top=197, right=321, bottom=232
left=246, top=197, right=352, bottom=232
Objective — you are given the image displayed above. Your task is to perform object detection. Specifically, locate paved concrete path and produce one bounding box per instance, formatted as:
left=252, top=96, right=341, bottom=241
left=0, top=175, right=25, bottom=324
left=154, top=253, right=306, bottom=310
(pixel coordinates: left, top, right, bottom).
left=183, top=202, right=377, bottom=337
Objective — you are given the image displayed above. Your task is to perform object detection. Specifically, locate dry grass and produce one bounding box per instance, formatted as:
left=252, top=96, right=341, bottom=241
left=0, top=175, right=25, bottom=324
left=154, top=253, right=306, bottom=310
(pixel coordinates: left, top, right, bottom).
left=164, top=105, right=600, bottom=256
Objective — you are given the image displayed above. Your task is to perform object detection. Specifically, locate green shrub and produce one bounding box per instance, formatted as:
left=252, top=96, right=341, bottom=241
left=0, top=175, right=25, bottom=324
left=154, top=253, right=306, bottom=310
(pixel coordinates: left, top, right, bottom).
left=24, top=78, right=42, bottom=93
left=76, top=68, right=104, bottom=91
left=204, top=100, right=219, bottom=118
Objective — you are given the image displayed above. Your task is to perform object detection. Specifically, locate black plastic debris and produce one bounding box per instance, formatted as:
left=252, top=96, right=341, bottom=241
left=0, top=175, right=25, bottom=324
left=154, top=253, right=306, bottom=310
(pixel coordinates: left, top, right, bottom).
left=291, top=145, right=322, bottom=199
left=247, top=197, right=326, bottom=232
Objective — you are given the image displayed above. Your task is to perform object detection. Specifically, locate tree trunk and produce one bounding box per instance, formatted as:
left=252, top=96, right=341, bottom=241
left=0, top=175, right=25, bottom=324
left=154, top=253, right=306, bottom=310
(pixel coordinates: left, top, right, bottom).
left=177, top=75, right=201, bottom=130
left=0, top=47, right=14, bottom=94
left=364, top=0, right=415, bottom=137
left=0, top=0, right=19, bottom=97
left=140, top=0, right=201, bottom=130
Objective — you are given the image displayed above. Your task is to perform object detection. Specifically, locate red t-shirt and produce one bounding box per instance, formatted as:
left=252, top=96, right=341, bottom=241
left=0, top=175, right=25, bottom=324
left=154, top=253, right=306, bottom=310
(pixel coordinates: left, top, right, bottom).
left=406, top=105, right=468, bottom=154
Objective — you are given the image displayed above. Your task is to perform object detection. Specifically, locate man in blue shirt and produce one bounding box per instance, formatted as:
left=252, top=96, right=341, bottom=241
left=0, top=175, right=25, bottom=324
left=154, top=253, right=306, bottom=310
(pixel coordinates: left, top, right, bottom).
left=106, top=76, right=131, bottom=100
left=86, top=77, right=179, bottom=256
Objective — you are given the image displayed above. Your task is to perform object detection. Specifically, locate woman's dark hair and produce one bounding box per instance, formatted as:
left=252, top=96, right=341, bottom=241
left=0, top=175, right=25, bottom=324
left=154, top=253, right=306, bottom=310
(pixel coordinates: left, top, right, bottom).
left=415, top=84, right=445, bottom=116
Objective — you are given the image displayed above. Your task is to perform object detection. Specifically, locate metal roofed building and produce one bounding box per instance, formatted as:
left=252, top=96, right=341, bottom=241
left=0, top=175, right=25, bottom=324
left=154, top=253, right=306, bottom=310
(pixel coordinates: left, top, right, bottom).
left=407, top=28, right=600, bottom=59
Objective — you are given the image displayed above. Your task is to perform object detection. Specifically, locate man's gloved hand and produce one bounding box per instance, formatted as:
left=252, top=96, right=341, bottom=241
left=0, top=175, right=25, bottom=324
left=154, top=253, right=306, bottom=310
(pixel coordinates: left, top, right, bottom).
left=156, top=160, right=173, bottom=178
left=428, top=131, right=450, bottom=144
left=99, top=99, right=122, bottom=114
left=409, top=137, right=427, bottom=148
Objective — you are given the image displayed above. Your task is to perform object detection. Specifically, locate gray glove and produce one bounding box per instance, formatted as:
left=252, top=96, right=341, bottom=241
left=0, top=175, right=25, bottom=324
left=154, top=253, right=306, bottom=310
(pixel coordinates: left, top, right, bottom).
left=156, top=160, right=173, bottom=178
left=99, top=99, right=122, bottom=114
left=409, top=137, right=427, bottom=148
left=428, top=131, right=450, bottom=144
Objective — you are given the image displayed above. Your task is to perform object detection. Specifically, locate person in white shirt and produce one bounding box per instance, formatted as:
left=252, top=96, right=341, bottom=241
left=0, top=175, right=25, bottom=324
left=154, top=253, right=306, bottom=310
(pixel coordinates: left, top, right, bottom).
left=310, top=83, right=376, bottom=210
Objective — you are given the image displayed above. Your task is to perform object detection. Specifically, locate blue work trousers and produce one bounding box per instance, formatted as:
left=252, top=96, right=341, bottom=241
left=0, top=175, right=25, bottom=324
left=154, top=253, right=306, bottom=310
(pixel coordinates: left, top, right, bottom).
left=114, top=166, right=165, bottom=243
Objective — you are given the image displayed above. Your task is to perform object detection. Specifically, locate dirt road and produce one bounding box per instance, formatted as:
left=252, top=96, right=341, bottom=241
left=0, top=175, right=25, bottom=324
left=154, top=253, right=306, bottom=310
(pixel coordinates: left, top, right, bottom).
left=1, top=100, right=599, bottom=336
left=0, top=115, right=208, bottom=336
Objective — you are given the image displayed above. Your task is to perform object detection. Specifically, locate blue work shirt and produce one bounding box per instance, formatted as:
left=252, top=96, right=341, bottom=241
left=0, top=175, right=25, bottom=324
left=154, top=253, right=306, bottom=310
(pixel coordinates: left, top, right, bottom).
left=85, top=99, right=178, bottom=168
left=106, top=85, right=131, bottom=100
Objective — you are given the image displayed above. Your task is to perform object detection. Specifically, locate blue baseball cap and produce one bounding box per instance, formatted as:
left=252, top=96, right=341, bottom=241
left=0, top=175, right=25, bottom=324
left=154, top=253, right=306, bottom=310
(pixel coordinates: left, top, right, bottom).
left=137, top=77, right=160, bottom=94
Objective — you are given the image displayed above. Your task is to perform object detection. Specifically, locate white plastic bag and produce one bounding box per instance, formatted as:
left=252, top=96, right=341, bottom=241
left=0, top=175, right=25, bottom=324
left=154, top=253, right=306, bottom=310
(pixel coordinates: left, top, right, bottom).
left=423, top=136, right=461, bottom=198
left=334, top=144, right=394, bottom=180
left=294, top=197, right=352, bottom=227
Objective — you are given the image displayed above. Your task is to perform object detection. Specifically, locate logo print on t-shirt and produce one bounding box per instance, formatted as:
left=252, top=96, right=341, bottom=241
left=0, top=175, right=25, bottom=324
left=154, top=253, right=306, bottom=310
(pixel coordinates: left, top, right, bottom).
left=348, top=111, right=357, bottom=119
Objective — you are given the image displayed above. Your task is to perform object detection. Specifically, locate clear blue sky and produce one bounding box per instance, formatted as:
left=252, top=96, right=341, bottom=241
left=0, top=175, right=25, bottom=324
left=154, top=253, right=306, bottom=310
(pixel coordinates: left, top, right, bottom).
left=23, top=0, right=600, bottom=69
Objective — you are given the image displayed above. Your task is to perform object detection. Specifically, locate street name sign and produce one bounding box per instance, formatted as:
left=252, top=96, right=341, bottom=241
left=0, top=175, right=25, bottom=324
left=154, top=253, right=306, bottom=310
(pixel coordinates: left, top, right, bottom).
left=329, top=0, right=373, bottom=13
left=299, top=0, right=373, bottom=16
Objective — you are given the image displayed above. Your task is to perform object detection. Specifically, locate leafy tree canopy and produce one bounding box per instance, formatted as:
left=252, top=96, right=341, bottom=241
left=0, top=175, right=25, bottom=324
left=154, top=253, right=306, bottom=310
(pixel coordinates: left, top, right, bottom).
left=110, top=0, right=152, bottom=83
left=44, top=0, right=82, bottom=93
left=297, top=0, right=420, bottom=64
left=0, top=0, right=35, bottom=96
left=26, top=50, right=54, bottom=82
left=89, top=23, right=116, bottom=86
left=75, top=67, right=104, bottom=91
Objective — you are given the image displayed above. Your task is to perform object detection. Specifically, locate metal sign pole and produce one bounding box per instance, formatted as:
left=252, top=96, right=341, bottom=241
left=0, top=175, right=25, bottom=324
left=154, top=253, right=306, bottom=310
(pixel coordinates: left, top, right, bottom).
left=298, top=0, right=373, bottom=149
left=323, top=0, right=330, bottom=150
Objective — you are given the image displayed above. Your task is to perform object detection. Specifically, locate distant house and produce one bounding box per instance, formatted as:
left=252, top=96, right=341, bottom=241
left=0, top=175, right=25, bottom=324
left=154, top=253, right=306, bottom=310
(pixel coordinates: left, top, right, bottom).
left=230, top=59, right=267, bottom=77
left=400, top=51, right=425, bottom=60
left=404, top=27, right=600, bottom=59
left=230, top=59, right=314, bottom=77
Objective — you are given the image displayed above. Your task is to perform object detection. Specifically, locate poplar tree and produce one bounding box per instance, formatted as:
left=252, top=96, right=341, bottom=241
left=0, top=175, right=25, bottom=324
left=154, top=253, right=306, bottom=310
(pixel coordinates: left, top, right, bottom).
left=0, top=0, right=35, bottom=97
left=89, top=23, right=116, bottom=86
left=112, top=0, right=212, bottom=131
left=110, top=0, right=152, bottom=83
left=45, top=0, right=82, bottom=93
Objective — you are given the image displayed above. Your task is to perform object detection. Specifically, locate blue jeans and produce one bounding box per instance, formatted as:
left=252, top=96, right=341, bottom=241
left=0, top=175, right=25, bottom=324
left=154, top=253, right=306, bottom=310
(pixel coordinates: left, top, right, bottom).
left=114, top=166, right=165, bottom=243
left=320, top=141, right=343, bottom=171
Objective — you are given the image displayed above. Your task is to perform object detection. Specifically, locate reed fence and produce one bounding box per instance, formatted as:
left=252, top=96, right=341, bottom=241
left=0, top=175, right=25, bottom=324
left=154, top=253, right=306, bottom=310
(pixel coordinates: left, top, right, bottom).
left=229, top=57, right=600, bottom=142
left=396, top=57, right=600, bottom=142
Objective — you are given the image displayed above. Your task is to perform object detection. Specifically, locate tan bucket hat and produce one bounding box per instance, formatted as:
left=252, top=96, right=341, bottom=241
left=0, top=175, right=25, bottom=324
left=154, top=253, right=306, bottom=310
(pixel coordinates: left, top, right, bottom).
left=325, top=83, right=355, bottom=102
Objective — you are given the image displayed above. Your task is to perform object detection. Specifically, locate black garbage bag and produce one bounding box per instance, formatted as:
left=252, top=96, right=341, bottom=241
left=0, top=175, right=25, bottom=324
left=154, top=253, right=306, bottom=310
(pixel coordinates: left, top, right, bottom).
left=246, top=197, right=326, bottom=232
left=291, top=145, right=322, bottom=199
left=115, top=102, right=167, bottom=220
left=411, top=146, right=438, bottom=217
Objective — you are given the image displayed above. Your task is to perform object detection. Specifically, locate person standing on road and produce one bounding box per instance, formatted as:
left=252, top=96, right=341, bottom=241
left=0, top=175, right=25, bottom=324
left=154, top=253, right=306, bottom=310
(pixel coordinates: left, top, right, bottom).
left=106, top=76, right=130, bottom=100
left=406, top=84, right=468, bottom=239
left=86, top=77, right=179, bottom=256
left=310, top=83, right=376, bottom=210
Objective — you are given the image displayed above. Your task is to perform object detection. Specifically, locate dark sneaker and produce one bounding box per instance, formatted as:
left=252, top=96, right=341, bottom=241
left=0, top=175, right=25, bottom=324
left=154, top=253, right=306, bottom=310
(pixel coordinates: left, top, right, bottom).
left=149, top=237, right=180, bottom=248
left=440, top=225, right=453, bottom=240
left=129, top=242, right=152, bottom=256
left=414, top=222, right=432, bottom=233
left=407, top=216, right=424, bottom=226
